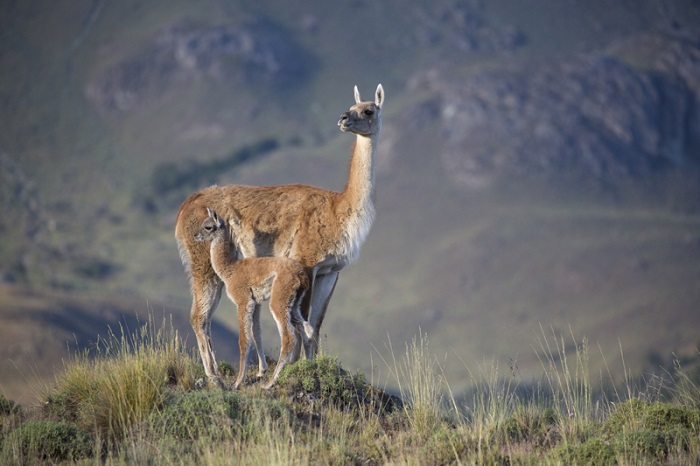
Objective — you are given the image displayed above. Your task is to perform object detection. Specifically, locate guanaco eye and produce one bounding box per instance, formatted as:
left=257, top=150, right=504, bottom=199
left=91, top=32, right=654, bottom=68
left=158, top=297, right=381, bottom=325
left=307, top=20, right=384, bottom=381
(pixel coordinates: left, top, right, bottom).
left=364, top=109, right=374, bottom=116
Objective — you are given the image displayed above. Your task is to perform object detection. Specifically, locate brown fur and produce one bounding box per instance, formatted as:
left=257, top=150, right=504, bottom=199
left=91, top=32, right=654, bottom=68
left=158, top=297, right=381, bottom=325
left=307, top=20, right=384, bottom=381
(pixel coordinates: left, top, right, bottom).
left=195, top=209, right=313, bottom=389
left=176, top=85, right=384, bottom=386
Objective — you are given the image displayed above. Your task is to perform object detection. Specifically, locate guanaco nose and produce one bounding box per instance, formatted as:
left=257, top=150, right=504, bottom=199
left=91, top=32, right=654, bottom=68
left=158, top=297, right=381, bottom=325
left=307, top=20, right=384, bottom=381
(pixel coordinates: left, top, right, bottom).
left=338, top=112, right=350, bottom=126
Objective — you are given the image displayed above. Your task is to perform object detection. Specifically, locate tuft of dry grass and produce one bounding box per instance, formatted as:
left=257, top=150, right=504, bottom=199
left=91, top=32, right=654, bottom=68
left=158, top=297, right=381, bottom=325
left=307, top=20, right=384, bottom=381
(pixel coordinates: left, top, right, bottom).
left=380, top=329, right=447, bottom=437
left=44, top=315, right=202, bottom=440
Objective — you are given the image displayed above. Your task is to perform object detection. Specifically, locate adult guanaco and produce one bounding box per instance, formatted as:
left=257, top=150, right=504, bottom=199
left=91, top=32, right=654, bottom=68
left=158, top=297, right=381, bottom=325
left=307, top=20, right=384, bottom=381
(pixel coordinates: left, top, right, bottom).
left=176, top=85, right=384, bottom=387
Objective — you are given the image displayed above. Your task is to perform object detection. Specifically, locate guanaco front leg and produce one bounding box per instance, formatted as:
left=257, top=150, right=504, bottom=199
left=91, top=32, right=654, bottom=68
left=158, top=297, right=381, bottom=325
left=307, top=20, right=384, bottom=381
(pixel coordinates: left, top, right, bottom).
left=294, top=271, right=338, bottom=361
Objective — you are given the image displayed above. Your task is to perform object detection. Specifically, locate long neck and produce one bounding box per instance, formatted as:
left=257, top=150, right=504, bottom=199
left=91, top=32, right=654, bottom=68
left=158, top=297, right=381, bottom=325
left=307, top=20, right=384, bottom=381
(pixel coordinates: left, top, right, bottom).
left=341, top=133, right=378, bottom=210
left=333, top=131, right=379, bottom=264
left=208, top=232, right=235, bottom=278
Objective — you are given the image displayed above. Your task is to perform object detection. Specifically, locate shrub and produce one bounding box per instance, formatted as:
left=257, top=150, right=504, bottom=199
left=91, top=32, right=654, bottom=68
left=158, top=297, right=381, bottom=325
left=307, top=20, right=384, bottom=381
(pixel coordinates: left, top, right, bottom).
left=277, top=356, right=367, bottom=410
left=420, top=427, right=474, bottom=464
left=505, top=416, right=527, bottom=443
left=1, top=419, right=94, bottom=463
left=541, top=407, right=558, bottom=425
left=44, top=390, right=78, bottom=422
left=156, top=388, right=295, bottom=447
left=604, top=398, right=700, bottom=435
left=604, top=399, right=699, bottom=461
left=218, top=360, right=236, bottom=377
left=157, top=390, right=240, bottom=441
left=554, top=437, right=617, bottom=465
left=614, top=428, right=684, bottom=461
left=490, top=405, right=560, bottom=448
left=0, top=394, right=22, bottom=450
left=0, top=394, right=20, bottom=417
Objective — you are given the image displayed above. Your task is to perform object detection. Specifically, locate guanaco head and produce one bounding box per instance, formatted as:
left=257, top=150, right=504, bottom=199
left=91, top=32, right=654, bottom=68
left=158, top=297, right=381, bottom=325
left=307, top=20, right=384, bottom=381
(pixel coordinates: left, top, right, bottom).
left=194, top=207, right=226, bottom=242
left=338, top=84, right=384, bottom=137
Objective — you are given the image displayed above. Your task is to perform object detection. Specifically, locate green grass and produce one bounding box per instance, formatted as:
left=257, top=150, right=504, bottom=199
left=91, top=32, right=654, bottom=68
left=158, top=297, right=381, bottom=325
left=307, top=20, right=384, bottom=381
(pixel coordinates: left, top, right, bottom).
left=1, top=319, right=698, bottom=465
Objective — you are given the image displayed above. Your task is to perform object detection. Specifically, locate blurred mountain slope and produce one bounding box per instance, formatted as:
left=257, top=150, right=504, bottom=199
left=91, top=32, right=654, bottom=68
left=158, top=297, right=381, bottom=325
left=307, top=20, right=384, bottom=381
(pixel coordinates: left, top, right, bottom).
left=1, top=0, right=699, bottom=402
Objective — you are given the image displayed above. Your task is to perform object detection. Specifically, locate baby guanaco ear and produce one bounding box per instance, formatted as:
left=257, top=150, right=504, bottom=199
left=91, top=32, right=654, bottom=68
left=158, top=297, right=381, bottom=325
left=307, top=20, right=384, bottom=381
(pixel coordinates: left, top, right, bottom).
left=214, top=212, right=223, bottom=227
left=205, top=207, right=224, bottom=227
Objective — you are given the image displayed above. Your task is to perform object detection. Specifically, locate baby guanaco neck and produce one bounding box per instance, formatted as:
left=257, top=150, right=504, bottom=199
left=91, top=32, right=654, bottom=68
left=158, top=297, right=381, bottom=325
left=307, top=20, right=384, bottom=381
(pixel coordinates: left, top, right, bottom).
left=208, top=230, right=238, bottom=279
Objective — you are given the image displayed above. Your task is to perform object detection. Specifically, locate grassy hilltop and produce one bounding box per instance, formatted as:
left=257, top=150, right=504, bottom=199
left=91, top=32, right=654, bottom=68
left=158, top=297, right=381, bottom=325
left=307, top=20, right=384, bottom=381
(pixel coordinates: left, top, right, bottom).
left=1, top=0, right=700, bottom=406
left=1, top=320, right=699, bottom=464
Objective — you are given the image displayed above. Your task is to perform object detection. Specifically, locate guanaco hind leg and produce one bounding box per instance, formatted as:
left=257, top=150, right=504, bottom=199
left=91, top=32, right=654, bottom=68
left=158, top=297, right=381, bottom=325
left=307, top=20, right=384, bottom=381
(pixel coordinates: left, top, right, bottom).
left=264, top=288, right=313, bottom=389
left=190, top=278, right=224, bottom=388
left=233, top=299, right=257, bottom=389
left=251, top=303, right=268, bottom=377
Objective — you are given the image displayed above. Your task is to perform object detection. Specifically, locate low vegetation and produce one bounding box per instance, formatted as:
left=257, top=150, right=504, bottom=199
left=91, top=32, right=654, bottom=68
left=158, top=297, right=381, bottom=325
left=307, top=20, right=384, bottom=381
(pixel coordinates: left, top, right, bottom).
left=142, top=138, right=280, bottom=211
left=0, top=319, right=698, bottom=465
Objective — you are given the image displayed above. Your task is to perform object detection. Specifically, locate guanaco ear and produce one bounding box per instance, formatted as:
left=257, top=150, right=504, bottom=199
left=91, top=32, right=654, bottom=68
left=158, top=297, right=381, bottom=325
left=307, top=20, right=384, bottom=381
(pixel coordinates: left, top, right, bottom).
left=354, top=85, right=361, bottom=104
left=375, top=84, right=384, bottom=108
left=214, top=212, right=224, bottom=227
left=206, top=207, right=223, bottom=226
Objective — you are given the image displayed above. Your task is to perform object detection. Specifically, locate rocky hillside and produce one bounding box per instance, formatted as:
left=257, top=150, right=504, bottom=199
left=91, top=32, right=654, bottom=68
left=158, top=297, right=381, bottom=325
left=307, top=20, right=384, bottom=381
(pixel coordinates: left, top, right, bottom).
left=86, top=17, right=314, bottom=117
left=406, top=31, right=700, bottom=188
